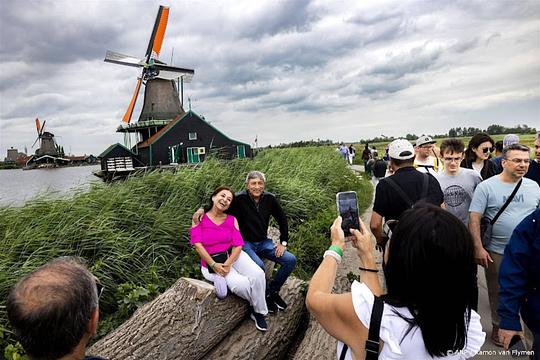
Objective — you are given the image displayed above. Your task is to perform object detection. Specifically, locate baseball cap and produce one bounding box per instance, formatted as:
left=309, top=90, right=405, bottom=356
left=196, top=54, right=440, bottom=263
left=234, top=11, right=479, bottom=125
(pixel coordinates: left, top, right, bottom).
left=389, top=139, right=415, bottom=160
left=415, top=135, right=436, bottom=147
left=503, top=134, right=519, bottom=148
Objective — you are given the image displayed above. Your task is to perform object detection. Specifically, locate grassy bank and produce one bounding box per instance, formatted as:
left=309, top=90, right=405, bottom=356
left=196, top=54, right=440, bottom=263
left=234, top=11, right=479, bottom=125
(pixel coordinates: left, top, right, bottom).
left=0, top=147, right=372, bottom=355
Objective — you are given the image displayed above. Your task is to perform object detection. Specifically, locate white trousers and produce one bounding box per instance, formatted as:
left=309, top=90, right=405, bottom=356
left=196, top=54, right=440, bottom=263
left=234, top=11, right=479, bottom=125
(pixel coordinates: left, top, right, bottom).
left=201, top=251, right=268, bottom=315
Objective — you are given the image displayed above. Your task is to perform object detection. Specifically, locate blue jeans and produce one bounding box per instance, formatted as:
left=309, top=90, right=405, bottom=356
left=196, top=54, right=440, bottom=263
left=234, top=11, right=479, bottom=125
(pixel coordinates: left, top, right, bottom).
left=243, top=239, right=297, bottom=295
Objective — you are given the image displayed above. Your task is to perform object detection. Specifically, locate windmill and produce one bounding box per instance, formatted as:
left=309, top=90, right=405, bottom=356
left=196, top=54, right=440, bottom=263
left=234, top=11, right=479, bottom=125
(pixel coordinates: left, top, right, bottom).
left=105, top=5, right=194, bottom=149
left=32, top=118, right=59, bottom=157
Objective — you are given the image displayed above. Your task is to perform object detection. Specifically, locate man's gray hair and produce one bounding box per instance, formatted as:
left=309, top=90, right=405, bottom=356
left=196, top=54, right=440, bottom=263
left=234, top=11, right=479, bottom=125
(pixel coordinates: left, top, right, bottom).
left=246, top=171, right=266, bottom=183
left=502, top=143, right=530, bottom=158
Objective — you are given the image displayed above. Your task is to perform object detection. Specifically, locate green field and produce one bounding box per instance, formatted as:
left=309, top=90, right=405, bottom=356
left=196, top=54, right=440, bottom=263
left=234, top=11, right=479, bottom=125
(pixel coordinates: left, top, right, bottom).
left=353, top=133, right=537, bottom=161
left=0, top=147, right=372, bottom=355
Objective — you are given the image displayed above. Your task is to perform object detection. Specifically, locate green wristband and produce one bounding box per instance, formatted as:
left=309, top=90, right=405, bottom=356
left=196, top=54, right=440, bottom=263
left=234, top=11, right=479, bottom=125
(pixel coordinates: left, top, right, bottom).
left=328, top=245, right=344, bottom=257
left=209, top=261, right=216, bottom=269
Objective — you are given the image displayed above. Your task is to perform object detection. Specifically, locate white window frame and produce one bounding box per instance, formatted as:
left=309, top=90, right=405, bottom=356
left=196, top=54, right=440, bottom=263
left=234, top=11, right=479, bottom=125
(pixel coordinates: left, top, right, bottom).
left=188, top=132, right=197, bottom=140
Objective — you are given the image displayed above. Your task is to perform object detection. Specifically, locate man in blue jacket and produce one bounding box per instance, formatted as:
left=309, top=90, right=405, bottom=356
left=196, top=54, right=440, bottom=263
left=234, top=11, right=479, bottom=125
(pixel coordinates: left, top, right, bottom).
left=497, top=208, right=540, bottom=356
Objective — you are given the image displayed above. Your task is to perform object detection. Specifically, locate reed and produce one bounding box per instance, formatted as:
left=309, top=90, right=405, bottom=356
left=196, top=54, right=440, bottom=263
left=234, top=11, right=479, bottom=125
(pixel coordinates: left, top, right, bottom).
left=0, top=147, right=372, bottom=351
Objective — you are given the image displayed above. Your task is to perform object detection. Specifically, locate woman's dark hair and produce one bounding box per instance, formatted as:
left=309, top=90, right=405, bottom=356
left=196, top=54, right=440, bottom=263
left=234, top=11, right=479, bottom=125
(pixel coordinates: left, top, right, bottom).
left=203, top=185, right=235, bottom=212
left=464, top=133, right=494, bottom=160
left=383, top=203, right=477, bottom=357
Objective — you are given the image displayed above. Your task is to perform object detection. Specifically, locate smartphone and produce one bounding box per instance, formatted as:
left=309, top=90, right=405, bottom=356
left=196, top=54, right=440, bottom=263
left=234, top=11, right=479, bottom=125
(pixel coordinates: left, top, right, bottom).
left=508, top=335, right=527, bottom=358
left=336, top=191, right=360, bottom=236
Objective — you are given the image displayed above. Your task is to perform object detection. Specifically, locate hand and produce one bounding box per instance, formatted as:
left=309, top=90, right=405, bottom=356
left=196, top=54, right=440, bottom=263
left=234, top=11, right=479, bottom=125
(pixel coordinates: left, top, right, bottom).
left=213, top=263, right=229, bottom=276
left=275, top=244, right=286, bottom=257
left=192, top=208, right=205, bottom=225
left=474, top=246, right=493, bottom=268
left=499, top=328, right=521, bottom=350
left=351, top=218, right=373, bottom=260
left=330, top=216, right=346, bottom=251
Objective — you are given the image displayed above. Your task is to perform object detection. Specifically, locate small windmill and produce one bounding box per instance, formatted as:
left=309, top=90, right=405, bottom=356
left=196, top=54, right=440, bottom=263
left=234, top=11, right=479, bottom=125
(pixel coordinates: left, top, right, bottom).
left=104, top=5, right=194, bottom=125
left=32, top=118, right=59, bottom=157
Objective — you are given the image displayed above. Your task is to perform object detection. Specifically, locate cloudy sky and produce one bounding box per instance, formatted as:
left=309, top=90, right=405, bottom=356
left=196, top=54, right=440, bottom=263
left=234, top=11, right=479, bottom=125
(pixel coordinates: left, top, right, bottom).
left=0, top=0, right=539, bottom=157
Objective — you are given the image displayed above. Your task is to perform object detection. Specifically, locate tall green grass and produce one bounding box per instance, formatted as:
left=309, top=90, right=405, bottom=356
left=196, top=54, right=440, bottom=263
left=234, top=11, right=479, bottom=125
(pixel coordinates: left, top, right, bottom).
left=0, top=147, right=372, bottom=353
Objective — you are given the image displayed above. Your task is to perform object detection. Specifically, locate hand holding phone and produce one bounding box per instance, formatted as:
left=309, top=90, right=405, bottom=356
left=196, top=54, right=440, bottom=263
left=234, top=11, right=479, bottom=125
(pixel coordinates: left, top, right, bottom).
left=336, top=191, right=360, bottom=236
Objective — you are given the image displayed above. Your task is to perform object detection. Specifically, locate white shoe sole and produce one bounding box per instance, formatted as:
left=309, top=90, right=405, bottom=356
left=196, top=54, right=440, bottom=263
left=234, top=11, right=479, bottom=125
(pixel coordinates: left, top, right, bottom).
left=250, top=314, right=268, bottom=331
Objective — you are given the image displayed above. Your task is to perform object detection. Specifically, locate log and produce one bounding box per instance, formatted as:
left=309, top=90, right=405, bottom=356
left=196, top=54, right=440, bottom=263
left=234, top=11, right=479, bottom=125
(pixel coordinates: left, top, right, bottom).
left=88, top=278, right=249, bottom=360
left=203, top=277, right=306, bottom=360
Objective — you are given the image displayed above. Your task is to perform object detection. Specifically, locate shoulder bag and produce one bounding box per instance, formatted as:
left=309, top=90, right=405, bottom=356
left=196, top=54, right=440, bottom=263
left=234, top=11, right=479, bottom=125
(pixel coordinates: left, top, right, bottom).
left=480, top=179, right=522, bottom=247
left=339, top=296, right=384, bottom=360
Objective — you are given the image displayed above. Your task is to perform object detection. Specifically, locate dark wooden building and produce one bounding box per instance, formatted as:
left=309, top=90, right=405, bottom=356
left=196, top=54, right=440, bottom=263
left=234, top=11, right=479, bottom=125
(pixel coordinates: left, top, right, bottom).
left=137, top=110, right=251, bottom=166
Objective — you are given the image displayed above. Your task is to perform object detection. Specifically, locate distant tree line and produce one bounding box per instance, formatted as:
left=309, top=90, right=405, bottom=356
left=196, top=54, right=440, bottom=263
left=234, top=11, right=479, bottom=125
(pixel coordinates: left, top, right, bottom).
left=272, top=139, right=335, bottom=148
left=263, top=123, right=537, bottom=149
left=360, top=123, right=537, bottom=144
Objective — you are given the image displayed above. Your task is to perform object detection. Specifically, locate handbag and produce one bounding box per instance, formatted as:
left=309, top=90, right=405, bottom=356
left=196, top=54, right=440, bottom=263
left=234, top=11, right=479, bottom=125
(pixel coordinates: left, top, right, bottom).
left=207, top=250, right=229, bottom=274
left=339, top=296, right=384, bottom=360
left=480, top=179, right=522, bottom=247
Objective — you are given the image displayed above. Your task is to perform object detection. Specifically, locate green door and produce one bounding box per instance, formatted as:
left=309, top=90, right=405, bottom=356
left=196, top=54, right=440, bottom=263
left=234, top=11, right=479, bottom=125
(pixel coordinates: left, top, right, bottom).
left=187, top=147, right=200, bottom=164
left=237, top=145, right=246, bottom=159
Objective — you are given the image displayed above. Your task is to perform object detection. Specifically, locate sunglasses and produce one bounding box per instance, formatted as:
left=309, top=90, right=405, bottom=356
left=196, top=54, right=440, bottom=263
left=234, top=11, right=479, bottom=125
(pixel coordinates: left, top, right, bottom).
left=481, top=147, right=494, bottom=154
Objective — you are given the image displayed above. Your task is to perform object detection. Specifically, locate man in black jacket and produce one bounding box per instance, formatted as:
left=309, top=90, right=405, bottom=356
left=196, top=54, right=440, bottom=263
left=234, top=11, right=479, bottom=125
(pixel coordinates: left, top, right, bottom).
left=194, top=171, right=296, bottom=313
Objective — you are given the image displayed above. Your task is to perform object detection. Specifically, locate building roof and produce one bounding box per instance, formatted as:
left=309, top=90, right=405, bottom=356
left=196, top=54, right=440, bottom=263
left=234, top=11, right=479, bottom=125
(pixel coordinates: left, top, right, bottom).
left=137, top=110, right=250, bottom=148
left=98, top=143, right=137, bottom=158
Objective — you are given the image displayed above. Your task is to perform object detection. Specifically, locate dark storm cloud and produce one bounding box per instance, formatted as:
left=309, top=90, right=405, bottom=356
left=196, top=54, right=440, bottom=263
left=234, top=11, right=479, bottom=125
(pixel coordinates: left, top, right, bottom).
left=0, top=2, right=125, bottom=64
left=240, top=0, right=316, bottom=39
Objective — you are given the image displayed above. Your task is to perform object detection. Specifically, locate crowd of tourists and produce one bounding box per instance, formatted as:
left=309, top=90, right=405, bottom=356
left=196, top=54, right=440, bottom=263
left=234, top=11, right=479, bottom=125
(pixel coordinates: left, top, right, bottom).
left=310, top=132, right=539, bottom=359
left=4, top=133, right=539, bottom=359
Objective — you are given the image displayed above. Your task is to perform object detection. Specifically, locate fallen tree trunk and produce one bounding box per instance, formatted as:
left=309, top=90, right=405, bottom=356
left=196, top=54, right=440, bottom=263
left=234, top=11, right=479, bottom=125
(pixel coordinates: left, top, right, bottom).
left=203, top=277, right=306, bottom=360
left=88, top=278, right=249, bottom=360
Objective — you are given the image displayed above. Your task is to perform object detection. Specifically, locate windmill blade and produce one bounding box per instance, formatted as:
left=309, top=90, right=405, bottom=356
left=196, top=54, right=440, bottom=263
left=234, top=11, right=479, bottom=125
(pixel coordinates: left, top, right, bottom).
left=145, top=6, right=169, bottom=62
left=122, top=78, right=142, bottom=123
left=104, top=50, right=145, bottom=68
left=40, top=120, right=46, bottom=136
left=35, top=118, right=41, bottom=135
left=32, top=136, right=40, bottom=148
left=154, top=64, right=194, bottom=82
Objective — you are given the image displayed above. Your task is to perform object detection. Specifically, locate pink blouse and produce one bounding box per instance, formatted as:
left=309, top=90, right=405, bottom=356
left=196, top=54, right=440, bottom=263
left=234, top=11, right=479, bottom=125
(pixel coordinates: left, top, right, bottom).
left=189, top=214, right=244, bottom=267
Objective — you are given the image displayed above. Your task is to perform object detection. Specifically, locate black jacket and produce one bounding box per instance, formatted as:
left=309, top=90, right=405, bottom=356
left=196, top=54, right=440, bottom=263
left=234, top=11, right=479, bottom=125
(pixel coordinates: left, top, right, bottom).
left=228, top=190, right=289, bottom=244
left=461, top=158, right=497, bottom=180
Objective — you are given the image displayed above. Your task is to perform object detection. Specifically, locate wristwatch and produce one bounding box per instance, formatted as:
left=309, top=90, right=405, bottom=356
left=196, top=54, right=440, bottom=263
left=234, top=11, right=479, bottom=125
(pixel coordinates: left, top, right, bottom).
left=281, top=241, right=288, bottom=247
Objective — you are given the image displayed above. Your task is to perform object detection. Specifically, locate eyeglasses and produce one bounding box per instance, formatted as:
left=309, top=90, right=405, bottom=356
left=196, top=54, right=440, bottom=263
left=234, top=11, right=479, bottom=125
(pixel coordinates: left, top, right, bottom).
left=443, top=157, right=462, bottom=163
left=481, top=147, right=494, bottom=154
left=506, top=158, right=531, bottom=164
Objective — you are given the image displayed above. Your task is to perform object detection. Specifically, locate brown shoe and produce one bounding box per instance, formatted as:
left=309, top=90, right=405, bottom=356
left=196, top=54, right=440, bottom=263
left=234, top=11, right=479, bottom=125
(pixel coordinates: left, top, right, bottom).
left=491, top=325, right=504, bottom=347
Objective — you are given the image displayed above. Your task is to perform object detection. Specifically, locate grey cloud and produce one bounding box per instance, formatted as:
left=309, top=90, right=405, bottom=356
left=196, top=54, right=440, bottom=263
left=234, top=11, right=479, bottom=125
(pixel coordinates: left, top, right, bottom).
left=368, top=44, right=443, bottom=80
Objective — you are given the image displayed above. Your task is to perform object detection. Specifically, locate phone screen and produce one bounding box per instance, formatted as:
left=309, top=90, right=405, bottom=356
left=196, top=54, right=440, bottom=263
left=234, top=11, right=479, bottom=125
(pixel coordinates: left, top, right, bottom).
left=336, top=191, right=360, bottom=236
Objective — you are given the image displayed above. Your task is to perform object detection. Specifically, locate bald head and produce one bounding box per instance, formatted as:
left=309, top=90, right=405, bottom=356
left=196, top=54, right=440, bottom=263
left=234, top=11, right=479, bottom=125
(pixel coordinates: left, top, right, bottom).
left=7, top=257, right=99, bottom=359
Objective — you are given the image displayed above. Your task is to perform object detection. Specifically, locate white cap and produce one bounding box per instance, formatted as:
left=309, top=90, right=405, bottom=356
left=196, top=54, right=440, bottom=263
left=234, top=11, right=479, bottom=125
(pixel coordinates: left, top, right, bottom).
left=389, top=139, right=415, bottom=160
left=503, top=134, right=519, bottom=148
left=415, top=135, right=436, bottom=147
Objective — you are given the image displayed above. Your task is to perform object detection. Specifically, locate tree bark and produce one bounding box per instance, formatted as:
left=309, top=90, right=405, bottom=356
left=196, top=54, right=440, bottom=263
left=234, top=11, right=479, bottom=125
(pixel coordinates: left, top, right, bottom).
left=88, top=278, right=249, bottom=360
left=203, top=277, right=306, bottom=360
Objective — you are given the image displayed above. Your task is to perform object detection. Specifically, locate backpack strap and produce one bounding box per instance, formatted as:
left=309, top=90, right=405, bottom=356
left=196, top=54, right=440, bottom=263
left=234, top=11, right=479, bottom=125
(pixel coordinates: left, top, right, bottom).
left=421, top=173, right=429, bottom=199
left=339, top=296, right=384, bottom=360
left=385, top=177, right=414, bottom=208
left=365, top=296, right=384, bottom=359
left=490, top=179, right=522, bottom=225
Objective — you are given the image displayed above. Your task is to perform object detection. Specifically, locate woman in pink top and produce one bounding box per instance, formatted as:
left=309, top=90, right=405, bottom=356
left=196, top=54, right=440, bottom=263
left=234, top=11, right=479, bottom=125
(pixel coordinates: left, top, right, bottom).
left=190, top=186, right=269, bottom=331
